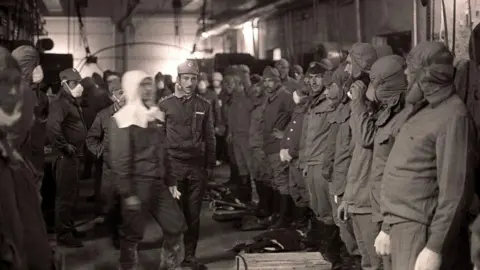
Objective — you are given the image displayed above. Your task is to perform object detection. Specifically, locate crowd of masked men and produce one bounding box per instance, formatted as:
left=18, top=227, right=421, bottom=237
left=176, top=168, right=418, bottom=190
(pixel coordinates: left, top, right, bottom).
left=5, top=30, right=480, bottom=270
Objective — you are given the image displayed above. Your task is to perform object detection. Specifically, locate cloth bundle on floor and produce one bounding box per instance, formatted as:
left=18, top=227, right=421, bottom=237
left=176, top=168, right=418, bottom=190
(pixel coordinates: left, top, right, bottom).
left=230, top=228, right=307, bottom=253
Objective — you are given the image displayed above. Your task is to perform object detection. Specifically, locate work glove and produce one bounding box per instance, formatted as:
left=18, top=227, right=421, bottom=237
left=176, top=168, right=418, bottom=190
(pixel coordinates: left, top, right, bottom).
left=374, top=231, right=391, bottom=256
left=414, top=248, right=441, bottom=270
left=168, top=186, right=182, bottom=199
left=125, top=196, right=141, bottom=211
left=349, top=80, right=368, bottom=100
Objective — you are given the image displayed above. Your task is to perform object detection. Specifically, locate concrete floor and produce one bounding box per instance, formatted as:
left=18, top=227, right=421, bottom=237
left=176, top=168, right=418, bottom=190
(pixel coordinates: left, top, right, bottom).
left=59, top=164, right=259, bottom=270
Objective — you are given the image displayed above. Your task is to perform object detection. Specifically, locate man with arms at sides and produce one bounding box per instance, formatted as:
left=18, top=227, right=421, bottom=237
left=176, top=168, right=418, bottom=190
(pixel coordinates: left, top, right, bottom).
left=158, top=60, right=216, bottom=270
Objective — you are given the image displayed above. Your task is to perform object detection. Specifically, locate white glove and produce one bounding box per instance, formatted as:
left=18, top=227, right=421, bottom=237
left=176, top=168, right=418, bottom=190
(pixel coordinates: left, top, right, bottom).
left=414, top=248, right=441, bottom=270
left=169, top=186, right=182, bottom=199
left=374, top=231, right=391, bottom=256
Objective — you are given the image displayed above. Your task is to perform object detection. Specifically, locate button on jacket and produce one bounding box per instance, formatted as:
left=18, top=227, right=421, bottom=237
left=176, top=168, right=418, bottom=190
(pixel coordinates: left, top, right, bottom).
left=280, top=102, right=309, bottom=162
left=158, top=94, right=216, bottom=169
left=381, top=90, right=477, bottom=254
left=46, top=90, right=87, bottom=154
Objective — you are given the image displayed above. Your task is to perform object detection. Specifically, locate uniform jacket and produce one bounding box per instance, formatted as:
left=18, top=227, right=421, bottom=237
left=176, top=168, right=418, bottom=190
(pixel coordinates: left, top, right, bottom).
left=199, top=88, right=222, bottom=128
left=300, top=93, right=335, bottom=166
left=322, top=101, right=353, bottom=196
left=216, top=87, right=229, bottom=128
left=46, top=89, right=87, bottom=155
left=86, top=104, right=118, bottom=167
left=381, top=89, right=477, bottom=254
left=158, top=94, right=216, bottom=169
left=249, top=95, right=266, bottom=151
left=280, top=101, right=309, bottom=166
left=343, top=98, right=374, bottom=213
left=282, top=76, right=300, bottom=93
left=262, top=86, right=295, bottom=155
left=109, top=118, right=170, bottom=197
left=227, top=91, right=254, bottom=139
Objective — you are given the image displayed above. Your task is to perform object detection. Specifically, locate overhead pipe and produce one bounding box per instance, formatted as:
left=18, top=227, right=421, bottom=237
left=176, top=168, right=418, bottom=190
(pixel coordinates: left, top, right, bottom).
left=200, top=0, right=294, bottom=39
left=355, top=0, right=362, bottom=42
left=413, top=0, right=418, bottom=46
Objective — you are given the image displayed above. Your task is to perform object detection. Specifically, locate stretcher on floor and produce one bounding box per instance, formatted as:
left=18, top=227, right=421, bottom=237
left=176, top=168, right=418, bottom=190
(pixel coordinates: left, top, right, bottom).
left=235, top=252, right=331, bottom=270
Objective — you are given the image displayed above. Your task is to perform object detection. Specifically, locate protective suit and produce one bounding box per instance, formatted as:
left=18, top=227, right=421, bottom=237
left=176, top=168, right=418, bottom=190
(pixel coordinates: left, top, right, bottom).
left=109, top=70, right=186, bottom=270
left=382, top=42, right=476, bottom=270
left=0, top=46, right=53, bottom=270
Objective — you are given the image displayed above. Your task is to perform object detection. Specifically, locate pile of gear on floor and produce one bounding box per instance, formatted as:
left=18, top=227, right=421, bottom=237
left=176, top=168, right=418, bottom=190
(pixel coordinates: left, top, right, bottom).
left=204, top=181, right=313, bottom=253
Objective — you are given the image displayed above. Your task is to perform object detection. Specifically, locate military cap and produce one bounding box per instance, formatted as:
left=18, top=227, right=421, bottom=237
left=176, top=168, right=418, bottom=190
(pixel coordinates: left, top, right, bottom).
left=212, top=72, right=223, bottom=81
left=306, top=60, right=332, bottom=75
left=262, top=66, right=280, bottom=80
left=275, top=59, right=289, bottom=68
left=177, top=60, right=199, bottom=75
left=59, top=68, right=82, bottom=82
left=292, top=65, right=303, bottom=74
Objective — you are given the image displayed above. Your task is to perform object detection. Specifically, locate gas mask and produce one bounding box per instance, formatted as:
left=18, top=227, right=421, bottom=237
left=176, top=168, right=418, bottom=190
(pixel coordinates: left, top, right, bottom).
left=63, top=81, right=84, bottom=98
left=32, top=65, right=44, bottom=84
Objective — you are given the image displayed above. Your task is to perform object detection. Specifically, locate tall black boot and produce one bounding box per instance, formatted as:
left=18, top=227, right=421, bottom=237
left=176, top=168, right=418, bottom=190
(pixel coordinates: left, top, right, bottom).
left=119, top=242, right=138, bottom=270
left=254, top=180, right=269, bottom=217
left=239, top=175, right=252, bottom=203
left=267, top=189, right=281, bottom=225
left=269, top=194, right=290, bottom=229
left=321, top=224, right=351, bottom=270
left=225, top=163, right=240, bottom=188
left=291, top=206, right=310, bottom=229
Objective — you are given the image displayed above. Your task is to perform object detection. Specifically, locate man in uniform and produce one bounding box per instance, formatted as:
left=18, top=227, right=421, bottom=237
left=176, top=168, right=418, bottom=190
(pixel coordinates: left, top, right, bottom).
left=47, top=68, right=87, bottom=247
left=292, top=64, right=304, bottom=82
left=381, top=42, right=477, bottom=270
left=158, top=60, right=216, bottom=270
left=275, top=59, right=300, bottom=93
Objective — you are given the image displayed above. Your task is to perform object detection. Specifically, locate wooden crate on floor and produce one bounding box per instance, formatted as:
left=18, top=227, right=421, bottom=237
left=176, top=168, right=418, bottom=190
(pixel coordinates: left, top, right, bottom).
left=235, top=252, right=331, bottom=270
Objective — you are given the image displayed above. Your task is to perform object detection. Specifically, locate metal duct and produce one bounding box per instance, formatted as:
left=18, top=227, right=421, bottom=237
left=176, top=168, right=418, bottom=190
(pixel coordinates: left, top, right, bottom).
left=201, top=0, right=294, bottom=39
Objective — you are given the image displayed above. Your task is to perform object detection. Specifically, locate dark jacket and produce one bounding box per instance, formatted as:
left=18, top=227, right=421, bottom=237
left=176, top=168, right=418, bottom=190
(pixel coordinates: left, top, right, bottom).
left=381, top=90, right=477, bottom=254
left=249, top=95, right=266, bottom=151
left=227, top=91, right=254, bottom=139
left=86, top=105, right=118, bottom=167
left=300, top=93, right=335, bottom=166
left=158, top=94, right=216, bottom=170
left=323, top=101, right=353, bottom=197
left=109, top=119, right=170, bottom=197
left=280, top=101, right=309, bottom=161
left=262, top=86, right=295, bottom=155
left=46, top=90, right=87, bottom=155
left=199, top=88, right=222, bottom=128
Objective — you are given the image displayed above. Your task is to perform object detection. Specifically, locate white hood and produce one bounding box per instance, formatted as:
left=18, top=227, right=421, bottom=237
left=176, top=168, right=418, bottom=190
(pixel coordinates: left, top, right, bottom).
left=113, top=70, right=151, bottom=128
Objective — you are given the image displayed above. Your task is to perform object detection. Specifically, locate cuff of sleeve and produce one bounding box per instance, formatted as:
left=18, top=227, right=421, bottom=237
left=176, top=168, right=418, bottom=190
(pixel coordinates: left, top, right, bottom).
left=381, top=222, right=391, bottom=234
left=164, top=177, right=177, bottom=187
left=425, top=235, right=442, bottom=254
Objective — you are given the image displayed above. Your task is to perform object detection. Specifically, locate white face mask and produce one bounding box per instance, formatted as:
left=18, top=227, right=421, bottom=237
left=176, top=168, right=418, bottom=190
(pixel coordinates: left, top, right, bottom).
left=32, top=65, right=44, bottom=84
left=198, top=81, right=207, bottom=91
left=64, top=82, right=84, bottom=98
left=293, top=91, right=301, bottom=104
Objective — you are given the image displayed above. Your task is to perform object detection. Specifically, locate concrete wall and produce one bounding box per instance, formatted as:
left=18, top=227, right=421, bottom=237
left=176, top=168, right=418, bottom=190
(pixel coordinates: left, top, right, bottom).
left=263, top=0, right=415, bottom=63
left=41, top=14, right=205, bottom=78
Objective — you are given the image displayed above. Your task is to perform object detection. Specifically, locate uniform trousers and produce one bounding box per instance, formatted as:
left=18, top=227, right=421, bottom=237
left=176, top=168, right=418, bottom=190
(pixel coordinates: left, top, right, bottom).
left=54, top=155, right=80, bottom=235
left=232, top=136, right=254, bottom=177
left=288, top=160, right=309, bottom=207
left=267, top=153, right=289, bottom=195
left=306, top=164, right=359, bottom=255
left=390, top=221, right=472, bottom=270
left=120, top=176, right=186, bottom=269
left=351, top=214, right=389, bottom=270
left=169, top=158, right=208, bottom=259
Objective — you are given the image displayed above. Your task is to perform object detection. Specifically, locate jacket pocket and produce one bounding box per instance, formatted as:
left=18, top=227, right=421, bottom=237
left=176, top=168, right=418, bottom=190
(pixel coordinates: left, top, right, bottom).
left=194, top=111, right=205, bottom=134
